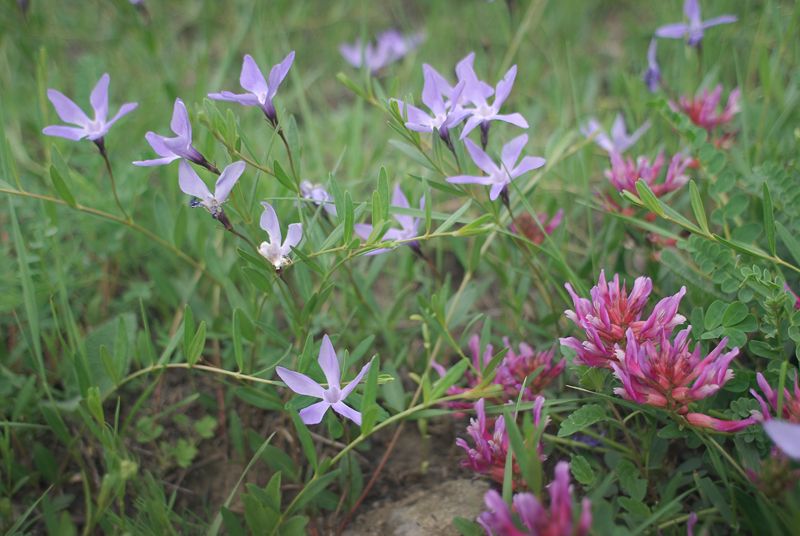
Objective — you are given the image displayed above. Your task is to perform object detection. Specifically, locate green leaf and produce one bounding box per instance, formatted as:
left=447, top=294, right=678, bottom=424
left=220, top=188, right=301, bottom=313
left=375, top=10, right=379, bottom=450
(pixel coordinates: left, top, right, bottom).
left=49, top=155, right=77, bottom=207
left=776, top=221, right=800, bottom=267
left=290, top=411, right=318, bottom=470
left=378, top=167, right=390, bottom=221
left=689, top=180, right=709, bottom=234
left=273, top=160, right=296, bottom=192
left=618, top=459, right=647, bottom=501
left=99, top=345, right=119, bottom=386
left=635, top=180, right=665, bottom=218
left=343, top=190, right=354, bottom=244
left=431, top=358, right=469, bottom=400
left=183, top=305, right=195, bottom=360
left=232, top=309, right=245, bottom=372
left=704, top=301, right=727, bottom=331
left=762, top=183, right=776, bottom=256
left=570, top=455, right=596, bottom=485
left=187, top=321, right=206, bottom=366
left=194, top=415, right=217, bottom=439
left=557, top=404, right=607, bottom=437
left=722, top=302, right=749, bottom=327
left=434, top=200, right=472, bottom=235
left=360, top=357, right=380, bottom=435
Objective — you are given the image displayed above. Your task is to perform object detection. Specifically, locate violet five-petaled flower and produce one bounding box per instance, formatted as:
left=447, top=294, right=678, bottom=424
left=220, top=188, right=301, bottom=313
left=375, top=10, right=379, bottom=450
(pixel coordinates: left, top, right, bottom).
left=354, top=185, right=424, bottom=256
left=604, top=151, right=691, bottom=197
left=300, top=180, right=337, bottom=217
left=655, top=0, right=737, bottom=47
left=644, top=39, right=661, bottom=93
left=395, top=64, right=469, bottom=142
left=257, top=201, right=303, bottom=269
left=763, top=420, right=800, bottom=460
left=208, top=52, right=294, bottom=125
left=178, top=160, right=245, bottom=220
left=133, top=98, right=218, bottom=173
left=477, top=462, right=592, bottom=536
left=43, top=73, right=138, bottom=143
left=580, top=114, right=650, bottom=155
left=560, top=271, right=687, bottom=367
left=275, top=334, right=371, bottom=425
left=340, top=29, right=424, bottom=73
left=459, top=65, right=529, bottom=141
left=447, top=134, right=545, bottom=201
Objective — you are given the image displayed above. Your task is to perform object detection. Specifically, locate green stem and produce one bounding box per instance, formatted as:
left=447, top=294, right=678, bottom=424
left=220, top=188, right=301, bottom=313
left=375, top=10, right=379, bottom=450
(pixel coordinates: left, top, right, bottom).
left=95, top=140, right=131, bottom=222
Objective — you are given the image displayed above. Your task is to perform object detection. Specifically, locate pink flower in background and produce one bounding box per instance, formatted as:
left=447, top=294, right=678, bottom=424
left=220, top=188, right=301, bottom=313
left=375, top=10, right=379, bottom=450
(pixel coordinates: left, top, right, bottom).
left=751, top=372, right=800, bottom=423
left=477, top=462, right=592, bottom=536
left=510, top=209, right=563, bottom=245
left=674, top=85, right=740, bottom=132
left=457, top=397, right=547, bottom=486
left=604, top=152, right=691, bottom=197
left=560, top=271, right=686, bottom=367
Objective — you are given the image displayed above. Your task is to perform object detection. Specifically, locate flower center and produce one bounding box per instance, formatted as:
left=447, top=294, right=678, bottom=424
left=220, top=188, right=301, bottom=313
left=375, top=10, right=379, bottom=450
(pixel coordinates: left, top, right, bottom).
left=323, top=386, right=341, bottom=403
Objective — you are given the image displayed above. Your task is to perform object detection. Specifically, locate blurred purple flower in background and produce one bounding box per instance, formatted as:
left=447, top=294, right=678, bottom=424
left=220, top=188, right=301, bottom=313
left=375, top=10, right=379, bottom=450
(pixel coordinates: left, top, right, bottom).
left=751, top=372, right=800, bottom=423
left=340, top=29, right=424, bottom=73
left=134, top=98, right=219, bottom=173
left=447, top=134, right=545, bottom=201
left=276, top=334, right=370, bottom=425
left=644, top=39, right=661, bottom=92
left=178, top=160, right=245, bottom=222
left=763, top=420, right=800, bottom=460
left=580, top=114, right=650, bottom=155
left=655, top=0, right=736, bottom=47
left=208, top=52, right=295, bottom=125
left=43, top=73, right=137, bottom=143
left=354, top=185, right=424, bottom=255
left=257, top=201, right=303, bottom=269
left=459, top=65, right=528, bottom=141
left=300, top=180, right=337, bottom=217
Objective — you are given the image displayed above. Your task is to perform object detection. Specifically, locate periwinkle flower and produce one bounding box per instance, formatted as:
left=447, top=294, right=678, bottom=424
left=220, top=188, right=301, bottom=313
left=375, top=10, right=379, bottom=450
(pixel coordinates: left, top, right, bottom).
left=134, top=98, right=219, bottom=173
left=447, top=134, right=545, bottom=201
left=644, top=39, right=661, bottom=93
left=394, top=64, right=469, bottom=142
left=560, top=271, right=686, bottom=367
left=340, top=29, right=424, bottom=73
left=208, top=52, right=295, bottom=125
left=580, top=114, right=650, bottom=155
left=257, top=202, right=302, bottom=269
left=763, top=421, right=800, bottom=460
left=655, top=0, right=737, bottom=47
left=354, top=185, right=423, bottom=255
left=459, top=65, right=529, bottom=141
left=43, top=73, right=137, bottom=143
left=178, top=160, right=245, bottom=227
left=510, top=209, right=563, bottom=245
left=751, top=372, right=800, bottom=423
left=611, top=328, right=756, bottom=432
left=276, top=334, right=371, bottom=425
left=604, top=152, right=691, bottom=197
left=457, top=397, right=547, bottom=486
left=674, top=85, right=740, bottom=133
left=300, top=180, right=337, bottom=217
left=477, top=462, right=592, bottom=536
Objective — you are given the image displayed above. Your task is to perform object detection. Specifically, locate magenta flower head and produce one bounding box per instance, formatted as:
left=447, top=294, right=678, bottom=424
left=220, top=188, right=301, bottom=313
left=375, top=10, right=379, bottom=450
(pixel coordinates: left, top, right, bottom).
left=751, top=372, right=800, bottom=423
left=208, top=52, right=294, bottom=126
left=580, top=114, right=650, bottom=155
left=354, top=185, right=424, bottom=256
left=340, top=29, right=424, bottom=73
left=276, top=334, right=371, bottom=426
left=655, top=0, right=737, bottom=47
left=179, top=160, right=245, bottom=227
left=457, top=397, right=547, bottom=486
left=510, top=209, right=563, bottom=245
left=605, top=151, right=691, bottom=197
left=43, top=73, right=137, bottom=144
left=257, top=202, right=302, bottom=270
left=447, top=134, right=545, bottom=201
left=133, top=98, right=219, bottom=173
left=494, top=338, right=565, bottom=400
left=459, top=65, right=529, bottom=142
left=477, top=462, right=592, bottom=536
left=300, top=180, right=337, bottom=217
left=763, top=421, right=800, bottom=460
left=644, top=39, right=662, bottom=93
left=560, top=271, right=686, bottom=367
left=674, top=85, right=740, bottom=133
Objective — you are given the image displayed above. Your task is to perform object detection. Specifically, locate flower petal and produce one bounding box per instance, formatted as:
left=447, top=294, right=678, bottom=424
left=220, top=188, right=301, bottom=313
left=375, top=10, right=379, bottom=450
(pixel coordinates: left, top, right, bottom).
left=283, top=223, right=303, bottom=250
left=47, top=89, right=90, bottom=126
left=214, top=160, right=246, bottom=203
left=259, top=202, right=282, bottom=245
left=267, top=50, right=295, bottom=99
left=764, top=420, right=800, bottom=459
left=655, top=23, right=689, bottom=39
left=500, top=133, right=528, bottom=171
left=489, top=182, right=507, bottom=201
left=90, top=73, right=110, bottom=123
left=239, top=54, right=268, bottom=97
left=493, top=113, right=529, bottom=129
left=512, top=155, right=546, bottom=177
left=208, top=91, right=261, bottom=107
left=354, top=223, right=373, bottom=240
left=42, top=125, right=87, bottom=141
left=493, top=65, right=517, bottom=109
left=464, top=138, right=498, bottom=176
left=446, top=174, right=494, bottom=186
left=701, top=15, right=737, bottom=29
left=299, top=401, right=330, bottom=425
left=105, top=102, right=138, bottom=130
left=318, top=334, right=341, bottom=390
left=276, top=366, right=325, bottom=398
left=178, top=160, right=212, bottom=201
left=170, top=99, right=192, bottom=139
left=340, top=361, right=371, bottom=398
left=332, top=401, right=362, bottom=425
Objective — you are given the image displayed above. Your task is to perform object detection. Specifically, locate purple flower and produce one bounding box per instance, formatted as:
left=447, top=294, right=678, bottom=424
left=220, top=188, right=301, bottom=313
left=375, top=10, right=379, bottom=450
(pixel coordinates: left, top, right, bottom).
left=763, top=420, right=800, bottom=460
left=340, top=29, right=424, bottom=73
left=354, top=185, right=424, bottom=255
left=208, top=52, right=294, bottom=125
left=644, top=39, right=661, bottom=92
left=580, top=114, right=650, bottom=155
left=560, top=271, right=686, bottom=367
left=604, top=151, right=691, bottom=197
left=43, top=73, right=137, bottom=142
left=257, top=202, right=303, bottom=269
left=276, top=334, right=371, bottom=425
left=178, top=160, right=245, bottom=217
left=394, top=64, right=469, bottom=141
left=447, top=135, right=545, bottom=201
left=300, top=180, right=337, bottom=217
left=459, top=65, right=528, bottom=140
left=655, top=0, right=737, bottom=47
left=477, top=462, right=592, bottom=536
left=133, top=98, right=218, bottom=173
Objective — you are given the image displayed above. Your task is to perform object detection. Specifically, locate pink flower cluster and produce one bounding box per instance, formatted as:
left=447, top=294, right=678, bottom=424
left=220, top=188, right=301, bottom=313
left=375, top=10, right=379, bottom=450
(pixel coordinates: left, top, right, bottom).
left=752, top=372, right=800, bottom=423
left=510, top=210, right=564, bottom=245
left=674, top=84, right=740, bottom=133
left=478, top=462, right=591, bottom=536
left=560, top=271, right=686, bottom=367
left=457, top=397, right=546, bottom=486
left=604, top=151, right=692, bottom=197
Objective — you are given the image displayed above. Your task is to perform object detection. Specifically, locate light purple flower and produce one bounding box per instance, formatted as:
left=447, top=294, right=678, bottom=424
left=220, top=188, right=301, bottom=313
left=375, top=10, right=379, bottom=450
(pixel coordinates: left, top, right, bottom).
left=477, top=462, right=592, bottom=536
left=644, top=39, right=661, bottom=92
left=354, top=185, right=424, bottom=255
left=257, top=202, right=303, bottom=269
left=447, top=134, right=545, bottom=201
left=763, top=420, right=800, bottom=460
left=276, top=334, right=371, bottom=426
left=580, top=114, right=650, bottom=155
left=178, top=160, right=245, bottom=216
left=133, top=98, right=218, bottom=173
left=394, top=64, right=469, bottom=141
left=340, top=29, right=424, bottom=73
left=454, top=52, right=494, bottom=107
left=655, top=0, right=737, bottom=47
left=208, top=52, right=295, bottom=125
left=43, top=73, right=137, bottom=143
left=300, top=180, right=337, bottom=217
left=459, top=65, right=528, bottom=140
